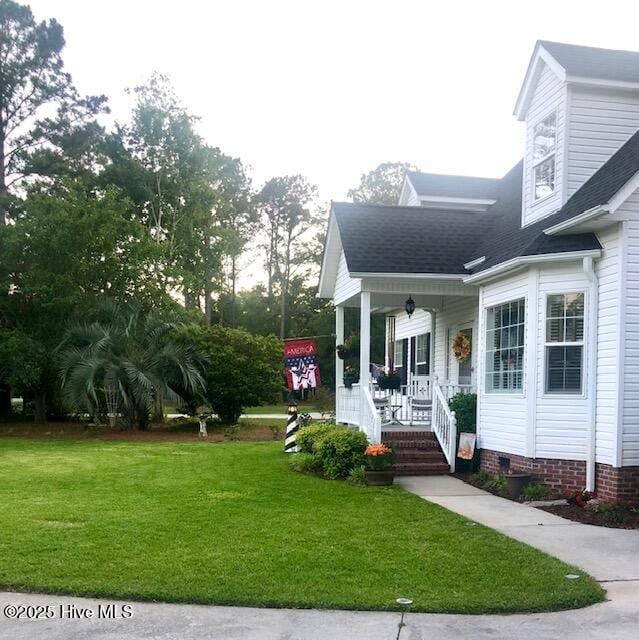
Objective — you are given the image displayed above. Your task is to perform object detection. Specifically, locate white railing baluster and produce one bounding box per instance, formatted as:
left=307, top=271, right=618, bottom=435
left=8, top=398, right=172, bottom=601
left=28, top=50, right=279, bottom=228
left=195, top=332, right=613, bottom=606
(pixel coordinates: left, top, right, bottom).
left=432, top=381, right=458, bottom=473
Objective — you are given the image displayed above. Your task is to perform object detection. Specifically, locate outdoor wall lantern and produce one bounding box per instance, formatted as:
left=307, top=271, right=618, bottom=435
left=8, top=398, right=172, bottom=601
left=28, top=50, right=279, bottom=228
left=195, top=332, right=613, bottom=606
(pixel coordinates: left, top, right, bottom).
left=405, top=295, right=416, bottom=319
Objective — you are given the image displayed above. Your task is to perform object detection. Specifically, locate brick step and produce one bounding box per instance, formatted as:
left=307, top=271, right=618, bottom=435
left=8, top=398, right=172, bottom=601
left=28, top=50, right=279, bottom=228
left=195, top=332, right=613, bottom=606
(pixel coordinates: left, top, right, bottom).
left=381, top=430, right=435, bottom=441
left=382, top=437, right=440, bottom=450
left=393, top=449, right=447, bottom=463
left=393, top=461, right=450, bottom=476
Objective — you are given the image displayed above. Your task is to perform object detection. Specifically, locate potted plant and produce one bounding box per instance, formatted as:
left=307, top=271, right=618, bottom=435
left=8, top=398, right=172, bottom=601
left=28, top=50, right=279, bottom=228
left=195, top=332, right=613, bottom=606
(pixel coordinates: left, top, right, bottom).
left=364, top=443, right=395, bottom=485
left=343, top=365, right=360, bottom=389
left=505, top=469, right=532, bottom=500
left=336, top=343, right=350, bottom=360
left=377, top=369, right=401, bottom=391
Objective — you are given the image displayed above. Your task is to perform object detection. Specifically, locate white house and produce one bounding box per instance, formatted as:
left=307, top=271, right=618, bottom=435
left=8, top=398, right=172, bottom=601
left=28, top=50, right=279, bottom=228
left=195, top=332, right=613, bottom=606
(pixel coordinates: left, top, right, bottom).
left=318, top=40, right=639, bottom=503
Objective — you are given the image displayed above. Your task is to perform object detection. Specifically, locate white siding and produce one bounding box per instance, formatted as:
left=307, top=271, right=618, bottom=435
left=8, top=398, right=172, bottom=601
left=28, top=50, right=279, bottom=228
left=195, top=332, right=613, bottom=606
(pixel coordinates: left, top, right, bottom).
left=567, top=86, right=639, bottom=197
left=623, top=217, right=639, bottom=465
left=384, top=309, right=432, bottom=375
left=535, top=264, right=589, bottom=460
left=432, top=297, right=478, bottom=384
left=478, top=271, right=530, bottom=456
left=522, top=63, right=567, bottom=226
left=334, top=251, right=360, bottom=305
left=595, top=225, right=621, bottom=465
left=394, top=309, right=431, bottom=341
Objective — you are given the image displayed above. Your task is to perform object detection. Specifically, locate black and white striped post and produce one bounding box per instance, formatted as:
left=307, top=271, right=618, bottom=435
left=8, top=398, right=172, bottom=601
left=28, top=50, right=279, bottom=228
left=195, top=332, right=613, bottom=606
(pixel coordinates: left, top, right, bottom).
left=285, top=398, right=299, bottom=453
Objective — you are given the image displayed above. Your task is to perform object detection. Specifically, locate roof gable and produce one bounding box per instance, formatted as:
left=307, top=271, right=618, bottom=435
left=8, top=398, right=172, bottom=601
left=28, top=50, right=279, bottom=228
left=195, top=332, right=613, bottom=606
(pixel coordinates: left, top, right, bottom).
left=515, top=40, right=639, bottom=120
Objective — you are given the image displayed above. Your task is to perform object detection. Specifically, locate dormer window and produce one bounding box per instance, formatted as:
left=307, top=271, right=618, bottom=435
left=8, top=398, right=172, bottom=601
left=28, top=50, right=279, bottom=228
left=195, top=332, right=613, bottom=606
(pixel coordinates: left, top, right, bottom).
left=532, top=112, right=556, bottom=201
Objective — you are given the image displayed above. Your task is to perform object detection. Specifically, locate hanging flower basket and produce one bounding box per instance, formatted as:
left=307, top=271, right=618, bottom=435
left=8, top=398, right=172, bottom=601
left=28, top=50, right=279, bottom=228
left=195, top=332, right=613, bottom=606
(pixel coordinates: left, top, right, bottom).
left=343, top=366, right=360, bottom=389
left=452, top=332, right=471, bottom=363
left=377, top=370, right=401, bottom=391
left=336, top=343, right=350, bottom=360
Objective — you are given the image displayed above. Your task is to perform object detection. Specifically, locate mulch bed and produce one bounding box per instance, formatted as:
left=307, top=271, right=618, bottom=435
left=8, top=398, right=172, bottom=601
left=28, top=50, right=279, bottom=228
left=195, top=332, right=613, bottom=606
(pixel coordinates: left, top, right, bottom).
left=538, top=504, right=639, bottom=529
left=0, top=421, right=283, bottom=443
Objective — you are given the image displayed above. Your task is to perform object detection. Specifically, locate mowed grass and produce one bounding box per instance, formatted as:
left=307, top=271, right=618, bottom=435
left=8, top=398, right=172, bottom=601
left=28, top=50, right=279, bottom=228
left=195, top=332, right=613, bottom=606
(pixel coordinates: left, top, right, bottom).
left=0, top=439, right=604, bottom=613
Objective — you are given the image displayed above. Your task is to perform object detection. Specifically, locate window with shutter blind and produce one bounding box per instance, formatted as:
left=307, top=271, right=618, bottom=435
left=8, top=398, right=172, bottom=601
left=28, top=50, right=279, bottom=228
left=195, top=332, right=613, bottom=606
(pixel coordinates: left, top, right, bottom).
left=545, top=292, right=585, bottom=394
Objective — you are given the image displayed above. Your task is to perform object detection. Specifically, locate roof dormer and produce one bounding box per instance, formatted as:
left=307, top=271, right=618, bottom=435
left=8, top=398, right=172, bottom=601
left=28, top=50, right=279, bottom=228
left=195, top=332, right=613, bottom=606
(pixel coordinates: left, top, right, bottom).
left=399, top=171, right=500, bottom=211
left=516, top=40, right=639, bottom=227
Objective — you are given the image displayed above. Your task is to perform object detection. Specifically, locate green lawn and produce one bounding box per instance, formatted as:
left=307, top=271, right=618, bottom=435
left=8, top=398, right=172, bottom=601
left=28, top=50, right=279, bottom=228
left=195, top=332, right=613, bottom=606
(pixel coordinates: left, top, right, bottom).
left=0, top=439, right=603, bottom=613
left=243, top=403, right=316, bottom=414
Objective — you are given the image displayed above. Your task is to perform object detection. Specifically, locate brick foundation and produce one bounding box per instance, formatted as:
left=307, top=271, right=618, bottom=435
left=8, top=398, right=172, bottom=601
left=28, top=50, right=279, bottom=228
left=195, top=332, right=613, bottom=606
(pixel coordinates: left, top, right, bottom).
left=480, top=448, right=639, bottom=503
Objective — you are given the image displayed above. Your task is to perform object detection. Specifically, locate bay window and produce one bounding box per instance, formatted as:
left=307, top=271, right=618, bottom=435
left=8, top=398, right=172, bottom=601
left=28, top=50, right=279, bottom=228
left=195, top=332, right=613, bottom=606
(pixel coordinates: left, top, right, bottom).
left=485, top=299, right=526, bottom=393
left=545, top=293, right=585, bottom=394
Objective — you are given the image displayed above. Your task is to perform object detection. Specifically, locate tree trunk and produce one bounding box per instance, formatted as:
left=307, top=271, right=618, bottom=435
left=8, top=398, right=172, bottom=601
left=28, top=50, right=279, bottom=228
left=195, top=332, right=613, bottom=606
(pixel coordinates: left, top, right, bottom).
left=204, top=282, right=212, bottom=325
left=33, top=391, right=47, bottom=424
left=0, top=381, right=11, bottom=413
left=0, top=124, right=7, bottom=225
left=230, top=254, right=237, bottom=328
left=153, top=391, right=164, bottom=423
left=280, top=283, right=287, bottom=339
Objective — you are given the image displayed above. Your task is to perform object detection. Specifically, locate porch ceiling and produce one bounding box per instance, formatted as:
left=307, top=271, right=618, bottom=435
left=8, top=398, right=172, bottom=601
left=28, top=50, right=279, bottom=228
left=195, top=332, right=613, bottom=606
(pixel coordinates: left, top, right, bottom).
left=339, top=291, right=478, bottom=311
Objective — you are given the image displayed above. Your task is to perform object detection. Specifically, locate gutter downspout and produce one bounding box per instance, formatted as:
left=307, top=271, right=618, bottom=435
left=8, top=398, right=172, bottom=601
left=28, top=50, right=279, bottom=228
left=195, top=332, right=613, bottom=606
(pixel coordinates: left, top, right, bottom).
left=583, top=257, right=598, bottom=492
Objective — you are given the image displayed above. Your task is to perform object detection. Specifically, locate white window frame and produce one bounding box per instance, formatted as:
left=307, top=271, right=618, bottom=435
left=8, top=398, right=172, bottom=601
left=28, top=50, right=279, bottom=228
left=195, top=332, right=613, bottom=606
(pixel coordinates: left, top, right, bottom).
left=415, top=333, right=430, bottom=375
left=484, top=298, right=526, bottom=395
left=393, top=340, right=404, bottom=371
left=531, top=110, right=557, bottom=203
left=543, top=291, right=586, bottom=397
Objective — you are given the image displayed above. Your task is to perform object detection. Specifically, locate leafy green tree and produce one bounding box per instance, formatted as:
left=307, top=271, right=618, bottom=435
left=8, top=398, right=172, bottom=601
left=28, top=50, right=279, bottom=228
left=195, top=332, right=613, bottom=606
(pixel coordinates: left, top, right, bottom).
left=0, top=180, right=165, bottom=421
left=179, top=324, right=282, bottom=424
left=256, top=175, right=320, bottom=338
left=58, top=302, right=205, bottom=428
left=0, top=0, right=107, bottom=222
left=347, top=161, right=419, bottom=205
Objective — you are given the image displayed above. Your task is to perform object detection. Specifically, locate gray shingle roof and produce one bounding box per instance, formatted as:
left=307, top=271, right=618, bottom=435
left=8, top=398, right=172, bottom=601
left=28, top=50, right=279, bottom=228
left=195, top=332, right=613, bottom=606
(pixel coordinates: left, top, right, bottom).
left=333, top=126, right=639, bottom=278
left=540, top=40, right=639, bottom=84
left=333, top=203, right=491, bottom=275
left=406, top=171, right=501, bottom=199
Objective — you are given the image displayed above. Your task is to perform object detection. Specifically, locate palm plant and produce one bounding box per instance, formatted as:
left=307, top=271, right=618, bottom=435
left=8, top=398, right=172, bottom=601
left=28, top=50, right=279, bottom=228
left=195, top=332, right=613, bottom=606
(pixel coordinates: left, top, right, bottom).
left=58, top=302, right=205, bottom=428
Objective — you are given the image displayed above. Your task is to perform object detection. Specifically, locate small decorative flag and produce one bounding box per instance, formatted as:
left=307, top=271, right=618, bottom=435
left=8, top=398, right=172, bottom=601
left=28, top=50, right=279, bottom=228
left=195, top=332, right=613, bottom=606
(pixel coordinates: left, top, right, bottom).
left=284, top=339, right=321, bottom=391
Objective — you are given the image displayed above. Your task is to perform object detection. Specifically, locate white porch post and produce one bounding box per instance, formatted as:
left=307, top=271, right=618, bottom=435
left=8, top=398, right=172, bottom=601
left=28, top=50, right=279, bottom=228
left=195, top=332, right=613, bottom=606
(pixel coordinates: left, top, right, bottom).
left=360, top=291, right=371, bottom=387
left=335, top=304, right=344, bottom=388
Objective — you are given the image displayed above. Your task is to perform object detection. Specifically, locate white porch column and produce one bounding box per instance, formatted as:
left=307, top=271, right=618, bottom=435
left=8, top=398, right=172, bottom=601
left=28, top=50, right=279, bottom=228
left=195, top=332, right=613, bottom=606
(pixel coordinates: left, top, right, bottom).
left=360, top=291, right=371, bottom=387
left=335, top=304, right=344, bottom=387
left=430, top=310, right=437, bottom=379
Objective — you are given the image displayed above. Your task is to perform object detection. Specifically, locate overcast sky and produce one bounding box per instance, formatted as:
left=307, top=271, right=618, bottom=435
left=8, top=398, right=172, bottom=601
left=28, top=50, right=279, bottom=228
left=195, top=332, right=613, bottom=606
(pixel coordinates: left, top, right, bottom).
left=28, top=0, right=639, bottom=203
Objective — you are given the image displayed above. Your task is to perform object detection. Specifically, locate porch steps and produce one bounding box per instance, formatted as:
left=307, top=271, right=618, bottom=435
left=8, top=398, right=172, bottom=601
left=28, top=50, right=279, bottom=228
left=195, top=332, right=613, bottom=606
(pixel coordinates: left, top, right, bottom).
left=382, top=430, right=450, bottom=476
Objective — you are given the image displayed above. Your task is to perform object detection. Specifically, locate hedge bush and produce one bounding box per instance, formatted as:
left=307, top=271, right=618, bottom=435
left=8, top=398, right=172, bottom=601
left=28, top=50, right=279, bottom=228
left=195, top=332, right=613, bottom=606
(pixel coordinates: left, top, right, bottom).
left=296, top=422, right=339, bottom=454
left=449, top=393, right=477, bottom=432
left=313, top=428, right=369, bottom=479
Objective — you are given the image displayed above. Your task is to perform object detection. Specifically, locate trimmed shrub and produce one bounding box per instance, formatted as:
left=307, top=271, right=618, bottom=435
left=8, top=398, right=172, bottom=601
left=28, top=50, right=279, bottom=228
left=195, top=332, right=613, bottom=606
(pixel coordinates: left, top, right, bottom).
left=349, top=465, right=367, bottom=486
left=448, top=393, right=477, bottom=432
left=314, top=428, right=369, bottom=479
left=289, top=452, right=319, bottom=474
left=177, top=324, right=282, bottom=424
left=296, top=422, right=339, bottom=454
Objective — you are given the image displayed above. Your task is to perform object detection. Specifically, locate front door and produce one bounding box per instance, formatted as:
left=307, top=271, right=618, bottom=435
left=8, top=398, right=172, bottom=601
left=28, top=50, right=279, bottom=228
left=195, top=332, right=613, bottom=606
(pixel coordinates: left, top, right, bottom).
left=458, top=328, right=473, bottom=385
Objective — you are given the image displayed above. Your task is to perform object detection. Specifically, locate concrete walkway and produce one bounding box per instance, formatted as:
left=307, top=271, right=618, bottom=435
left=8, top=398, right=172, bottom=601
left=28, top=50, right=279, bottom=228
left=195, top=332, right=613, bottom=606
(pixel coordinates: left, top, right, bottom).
left=1, top=582, right=637, bottom=640
left=396, top=475, right=639, bottom=581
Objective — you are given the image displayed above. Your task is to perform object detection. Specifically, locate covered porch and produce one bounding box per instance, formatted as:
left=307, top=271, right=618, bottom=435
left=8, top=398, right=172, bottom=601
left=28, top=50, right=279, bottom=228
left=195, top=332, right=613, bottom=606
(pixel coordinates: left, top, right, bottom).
left=334, top=275, right=479, bottom=472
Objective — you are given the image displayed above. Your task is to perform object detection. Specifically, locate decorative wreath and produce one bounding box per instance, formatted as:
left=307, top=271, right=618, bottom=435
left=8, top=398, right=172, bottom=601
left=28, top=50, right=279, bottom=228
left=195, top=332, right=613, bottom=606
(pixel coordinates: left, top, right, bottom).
left=452, top=332, right=471, bottom=363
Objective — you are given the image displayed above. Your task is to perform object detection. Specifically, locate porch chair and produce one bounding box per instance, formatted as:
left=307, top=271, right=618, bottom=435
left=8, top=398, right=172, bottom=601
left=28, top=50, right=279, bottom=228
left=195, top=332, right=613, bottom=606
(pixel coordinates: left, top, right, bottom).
left=409, top=396, right=433, bottom=426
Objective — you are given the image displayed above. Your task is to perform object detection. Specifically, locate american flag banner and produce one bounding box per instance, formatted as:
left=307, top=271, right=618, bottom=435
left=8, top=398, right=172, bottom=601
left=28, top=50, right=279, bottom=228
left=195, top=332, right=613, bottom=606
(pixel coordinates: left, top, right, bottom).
left=284, top=339, right=321, bottom=391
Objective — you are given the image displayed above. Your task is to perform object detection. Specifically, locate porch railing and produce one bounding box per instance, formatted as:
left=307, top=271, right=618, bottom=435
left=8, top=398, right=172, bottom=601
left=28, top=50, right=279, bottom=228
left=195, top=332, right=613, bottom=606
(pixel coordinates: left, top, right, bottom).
left=432, top=381, right=457, bottom=472
left=361, top=384, right=382, bottom=443
left=336, top=384, right=360, bottom=426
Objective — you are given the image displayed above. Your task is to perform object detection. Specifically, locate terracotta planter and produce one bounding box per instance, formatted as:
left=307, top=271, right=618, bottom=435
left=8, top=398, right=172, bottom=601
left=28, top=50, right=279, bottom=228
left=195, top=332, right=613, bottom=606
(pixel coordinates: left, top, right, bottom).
left=505, top=473, right=531, bottom=500
left=365, top=469, right=395, bottom=486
